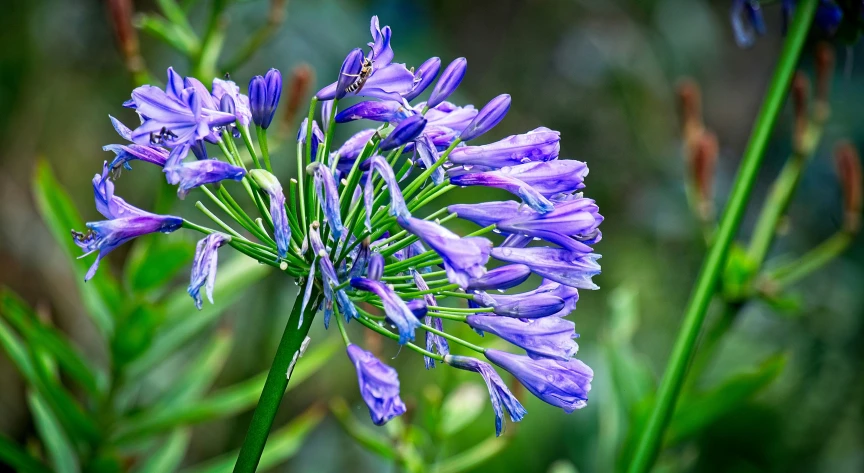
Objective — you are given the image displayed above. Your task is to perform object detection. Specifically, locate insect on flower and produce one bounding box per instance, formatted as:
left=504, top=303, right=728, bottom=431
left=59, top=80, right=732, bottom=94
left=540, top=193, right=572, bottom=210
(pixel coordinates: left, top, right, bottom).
left=344, top=56, right=375, bottom=94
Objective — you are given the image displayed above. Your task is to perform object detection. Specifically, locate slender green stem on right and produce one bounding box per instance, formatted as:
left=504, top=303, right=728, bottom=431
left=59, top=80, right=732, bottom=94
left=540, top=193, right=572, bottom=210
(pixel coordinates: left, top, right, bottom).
left=627, top=2, right=818, bottom=471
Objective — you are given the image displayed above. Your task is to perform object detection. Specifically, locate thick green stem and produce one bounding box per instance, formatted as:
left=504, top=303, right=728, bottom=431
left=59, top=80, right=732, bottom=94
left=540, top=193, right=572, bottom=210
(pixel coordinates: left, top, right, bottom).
left=626, top=2, right=817, bottom=471
left=232, top=290, right=321, bottom=473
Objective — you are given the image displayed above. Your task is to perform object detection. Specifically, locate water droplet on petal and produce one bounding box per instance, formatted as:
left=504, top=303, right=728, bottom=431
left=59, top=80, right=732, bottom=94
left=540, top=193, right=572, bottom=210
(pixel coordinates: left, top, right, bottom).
left=463, top=165, right=473, bottom=171
left=500, top=248, right=512, bottom=257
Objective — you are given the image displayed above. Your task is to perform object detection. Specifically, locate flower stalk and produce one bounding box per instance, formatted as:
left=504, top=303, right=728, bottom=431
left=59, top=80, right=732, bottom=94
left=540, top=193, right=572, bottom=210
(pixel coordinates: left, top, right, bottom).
left=627, top=1, right=819, bottom=471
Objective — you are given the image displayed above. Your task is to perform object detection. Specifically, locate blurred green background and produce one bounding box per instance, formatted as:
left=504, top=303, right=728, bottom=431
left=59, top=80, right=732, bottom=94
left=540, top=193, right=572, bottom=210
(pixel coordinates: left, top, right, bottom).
left=1, top=0, right=863, bottom=472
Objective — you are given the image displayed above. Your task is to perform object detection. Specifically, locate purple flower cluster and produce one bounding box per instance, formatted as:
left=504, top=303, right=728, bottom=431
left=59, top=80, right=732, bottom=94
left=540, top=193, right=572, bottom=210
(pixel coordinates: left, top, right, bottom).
left=74, top=15, right=603, bottom=437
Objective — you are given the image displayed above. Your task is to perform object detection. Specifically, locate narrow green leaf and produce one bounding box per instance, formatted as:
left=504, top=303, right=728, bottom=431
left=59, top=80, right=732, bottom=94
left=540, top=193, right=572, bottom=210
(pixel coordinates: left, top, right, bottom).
left=329, top=397, right=396, bottom=460
left=124, top=235, right=196, bottom=295
left=438, top=382, right=487, bottom=437
left=28, top=392, right=80, bottom=473
left=0, top=434, right=52, bottom=473
left=157, top=329, right=233, bottom=407
left=125, top=256, right=269, bottom=379
left=0, top=316, right=38, bottom=381
left=0, top=316, right=99, bottom=445
left=0, top=288, right=103, bottom=397
left=179, top=405, right=326, bottom=473
left=114, top=337, right=339, bottom=444
left=432, top=436, right=508, bottom=473
left=665, top=354, right=787, bottom=446
left=137, top=14, right=198, bottom=55
left=32, top=159, right=119, bottom=336
left=134, top=429, right=191, bottom=473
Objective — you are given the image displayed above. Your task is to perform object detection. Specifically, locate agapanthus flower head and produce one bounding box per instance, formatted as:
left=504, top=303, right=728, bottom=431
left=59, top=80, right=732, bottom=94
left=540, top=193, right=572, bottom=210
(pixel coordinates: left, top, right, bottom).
left=81, top=14, right=604, bottom=435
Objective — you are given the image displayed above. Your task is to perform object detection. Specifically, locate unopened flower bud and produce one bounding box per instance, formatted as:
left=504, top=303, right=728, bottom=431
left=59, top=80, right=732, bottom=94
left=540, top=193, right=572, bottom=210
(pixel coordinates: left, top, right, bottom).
left=404, top=56, right=441, bottom=102
left=460, top=94, right=511, bottom=142
left=379, top=115, right=427, bottom=151
left=427, top=57, right=466, bottom=109
left=249, top=68, right=283, bottom=129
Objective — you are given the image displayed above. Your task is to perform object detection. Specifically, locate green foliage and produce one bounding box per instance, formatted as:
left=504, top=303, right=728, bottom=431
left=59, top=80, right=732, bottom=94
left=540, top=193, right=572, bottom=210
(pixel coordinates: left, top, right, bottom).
left=0, top=161, right=333, bottom=472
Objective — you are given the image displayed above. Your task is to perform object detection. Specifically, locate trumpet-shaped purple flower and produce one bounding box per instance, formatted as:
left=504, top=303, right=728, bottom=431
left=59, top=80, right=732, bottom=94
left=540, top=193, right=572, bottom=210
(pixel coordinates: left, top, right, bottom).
left=310, top=162, right=344, bottom=237
left=380, top=115, right=427, bottom=151
left=367, top=252, right=385, bottom=280
left=427, top=57, right=467, bottom=109
left=351, top=278, right=421, bottom=344
left=415, top=135, right=446, bottom=185
left=166, top=159, right=246, bottom=199
left=309, top=223, right=357, bottom=325
left=404, top=57, right=441, bottom=101
left=212, top=77, right=252, bottom=126
left=485, top=349, right=593, bottom=413
left=346, top=344, right=407, bottom=425
left=445, top=355, right=526, bottom=436
left=412, top=270, right=449, bottom=368
left=450, top=161, right=589, bottom=213
left=449, top=127, right=561, bottom=169
left=424, top=101, right=478, bottom=133
left=467, top=264, right=531, bottom=291
left=495, top=198, right=603, bottom=253
left=448, top=201, right=523, bottom=228
left=249, top=69, right=282, bottom=129
left=331, top=129, right=377, bottom=169
left=334, top=48, right=365, bottom=101
left=75, top=170, right=182, bottom=281
left=249, top=170, right=291, bottom=259
left=397, top=216, right=492, bottom=288
left=460, top=94, right=511, bottom=142
left=468, top=315, right=578, bottom=361
left=188, top=233, right=231, bottom=309
left=335, top=101, right=411, bottom=124
left=317, top=18, right=414, bottom=102
left=472, top=291, right=566, bottom=318
left=492, top=247, right=601, bottom=290
left=363, top=155, right=410, bottom=230
left=298, top=118, right=324, bottom=162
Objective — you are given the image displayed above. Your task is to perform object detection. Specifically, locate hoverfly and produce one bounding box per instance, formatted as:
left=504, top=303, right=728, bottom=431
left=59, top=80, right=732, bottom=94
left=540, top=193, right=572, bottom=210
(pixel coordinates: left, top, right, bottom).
left=344, top=57, right=374, bottom=94
left=149, top=127, right=178, bottom=145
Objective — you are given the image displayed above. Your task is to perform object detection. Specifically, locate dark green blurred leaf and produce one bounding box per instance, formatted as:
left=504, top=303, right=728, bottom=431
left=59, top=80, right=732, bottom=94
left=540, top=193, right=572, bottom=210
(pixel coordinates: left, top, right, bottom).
left=666, top=354, right=787, bottom=446
left=0, top=434, right=52, bottom=473
left=28, top=391, right=79, bottom=473
left=157, top=328, right=233, bottom=407
left=134, top=429, right=190, bottom=473
left=432, top=436, right=508, bottom=473
left=438, top=382, right=487, bottom=437
left=124, top=235, right=196, bottom=295
left=114, top=337, right=339, bottom=444
left=32, top=159, right=121, bottom=336
left=0, top=288, right=104, bottom=398
left=112, top=302, right=165, bottom=367
left=603, top=287, right=655, bottom=411
left=0, top=316, right=100, bottom=445
left=125, top=256, right=269, bottom=379
left=179, top=405, right=326, bottom=473
left=329, top=397, right=396, bottom=460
